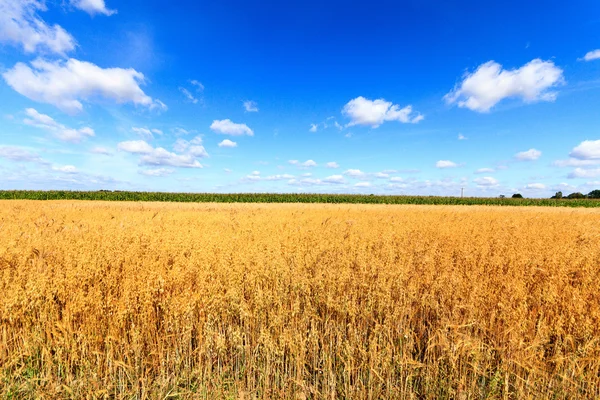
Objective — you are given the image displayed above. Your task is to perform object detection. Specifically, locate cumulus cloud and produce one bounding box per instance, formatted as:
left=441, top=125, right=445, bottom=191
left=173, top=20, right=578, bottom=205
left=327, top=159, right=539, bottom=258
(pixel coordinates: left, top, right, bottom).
left=444, top=59, right=564, bottom=112
left=342, top=96, right=423, bottom=128
left=264, top=174, right=294, bottom=181
left=243, top=100, right=258, bottom=112
left=326, top=161, right=339, bottom=168
left=70, top=0, right=116, bottom=16
left=3, top=58, right=166, bottom=114
left=570, top=140, right=600, bottom=160
left=117, top=140, right=154, bottom=154
left=344, top=169, right=366, bottom=178
left=139, top=168, right=174, bottom=177
left=514, top=148, right=542, bottom=161
left=473, top=176, right=498, bottom=187
left=458, top=134, right=467, bottom=140
left=0, top=0, right=76, bottom=55
left=309, top=124, right=318, bottom=133
left=171, top=136, right=208, bottom=158
left=288, top=160, right=299, bottom=165
left=436, top=160, right=458, bottom=169
left=475, top=168, right=495, bottom=174
left=568, top=168, right=600, bottom=179
left=580, top=50, right=600, bottom=62
left=141, top=148, right=202, bottom=168
left=301, top=160, right=317, bottom=167
left=355, top=182, right=372, bottom=188
left=553, top=158, right=600, bottom=167
left=525, top=183, right=546, bottom=190
left=210, top=119, right=254, bottom=136
left=218, top=139, right=237, bottom=148
left=323, top=175, right=345, bottom=184
left=23, top=108, right=94, bottom=142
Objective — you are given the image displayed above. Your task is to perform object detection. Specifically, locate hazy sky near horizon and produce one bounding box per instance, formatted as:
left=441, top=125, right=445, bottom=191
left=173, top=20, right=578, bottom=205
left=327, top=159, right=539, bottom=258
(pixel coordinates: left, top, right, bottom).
left=1, top=0, right=600, bottom=196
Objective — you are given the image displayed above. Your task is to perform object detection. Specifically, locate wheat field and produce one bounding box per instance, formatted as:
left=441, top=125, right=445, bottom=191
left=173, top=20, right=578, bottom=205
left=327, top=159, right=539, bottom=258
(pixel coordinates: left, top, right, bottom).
left=0, top=201, right=599, bottom=399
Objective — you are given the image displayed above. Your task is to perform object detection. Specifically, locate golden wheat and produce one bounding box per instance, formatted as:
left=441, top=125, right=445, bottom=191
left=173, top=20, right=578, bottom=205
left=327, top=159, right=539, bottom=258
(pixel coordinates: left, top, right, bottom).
left=1, top=201, right=599, bottom=399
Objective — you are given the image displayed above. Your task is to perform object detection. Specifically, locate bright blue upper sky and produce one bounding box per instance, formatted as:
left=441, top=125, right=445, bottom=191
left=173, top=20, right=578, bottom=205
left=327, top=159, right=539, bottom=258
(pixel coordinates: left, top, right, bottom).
left=1, top=0, right=600, bottom=197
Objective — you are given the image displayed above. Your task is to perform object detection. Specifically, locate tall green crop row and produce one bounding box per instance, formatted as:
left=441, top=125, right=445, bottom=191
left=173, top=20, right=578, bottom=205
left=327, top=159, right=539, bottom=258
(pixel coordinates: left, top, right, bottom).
left=1, top=190, right=599, bottom=207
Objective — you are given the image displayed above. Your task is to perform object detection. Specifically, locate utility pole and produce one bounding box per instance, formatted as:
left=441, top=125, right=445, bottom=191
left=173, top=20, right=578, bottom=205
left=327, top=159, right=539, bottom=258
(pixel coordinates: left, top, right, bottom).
left=461, top=187, right=464, bottom=198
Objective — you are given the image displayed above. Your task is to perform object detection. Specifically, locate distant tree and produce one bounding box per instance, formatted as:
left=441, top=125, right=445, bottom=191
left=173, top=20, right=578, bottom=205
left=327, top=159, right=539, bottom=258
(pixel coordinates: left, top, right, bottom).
left=499, top=194, right=506, bottom=198
left=567, top=192, right=586, bottom=199
left=512, top=193, right=523, bottom=199
left=588, top=189, right=600, bottom=199
left=551, top=191, right=563, bottom=199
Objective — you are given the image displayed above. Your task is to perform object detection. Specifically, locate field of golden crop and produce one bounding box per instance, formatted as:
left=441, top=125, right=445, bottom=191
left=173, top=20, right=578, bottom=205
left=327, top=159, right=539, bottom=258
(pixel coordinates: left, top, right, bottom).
left=1, top=201, right=599, bottom=399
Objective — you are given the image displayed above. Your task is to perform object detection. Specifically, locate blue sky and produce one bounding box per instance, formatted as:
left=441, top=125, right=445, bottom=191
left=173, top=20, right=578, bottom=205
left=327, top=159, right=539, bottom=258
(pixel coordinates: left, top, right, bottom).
left=1, top=0, right=600, bottom=197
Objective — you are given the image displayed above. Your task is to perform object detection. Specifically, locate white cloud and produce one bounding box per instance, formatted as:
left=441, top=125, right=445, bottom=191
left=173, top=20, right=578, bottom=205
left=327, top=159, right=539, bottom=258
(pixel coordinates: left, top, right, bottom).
left=580, top=50, right=600, bottom=62
left=117, top=140, right=154, bottom=154
left=309, top=124, right=318, bottom=133
left=475, top=168, right=495, bottom=174
left=140, top=148, right=202, bottom=168
left=172, top=136, right=204, bottom=153
left=224, top=168, right=232, bottom=173
left=190, top=80, right=204, bottom=91
left=172, top=127, right=191, bottom=136
left=179, top=87, right=198, bottom=104
left=444, top=59, right=564, bottom=112
left=151, top=129, right=163, bottom=135
left=325, top=161, right=339, bottom=169
left=288, top=160, right=299, bottom=165
left=218, top=139, right=237, bottom=148
left=553, top=158, right=600, bottom=167
left=344, top=169, right=366, bottom=178
left=514, top=148, right=541, bottom=161
left=374, top=172, right=389, bottom=179
left=389, top=177, right=403, bottom=182
left=70, top=0, right=116, bottom=16
left=436, top=160, right=458, bottom=169
left=139, top=168, right=174, bottom=177
left=525, top=183, right=546, bottom=190
left=187, top=145, right=209, bottom=158
left=323, top=175, right=345, bottom=184
left=301, top=159, right=317, bottom=167
left=355, top=182, right=372, bottom=188
left=3, top=58, right=166, bottom=114
left=473, top=176, right=498, bottom=187
left=570, top=140, right=600, bottom=160
left=210, top=119, right=254, bottom=136
left=265, top=174, right=294, bottom=181
left=23, top=108, right=94, bottom=142
left=0, top=146, right=44, bottom=163
left=298, top=178, right=322, bottom=186
left=131, top=127, right=156, bottom=140
left=243, top=100, right=258, bottom=112
left=90, top=146, right=112, bottom=155
left=241, top=171, right=261, bottom=182
left=0, top=0, right=76, bottom=55
left=52, top=165, right=77, bottom=173
left=342, top=96, right=423, bottom=128
left=458, top=134, right=467, bottom=140
left=568, top=168, right=600, bottom=179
